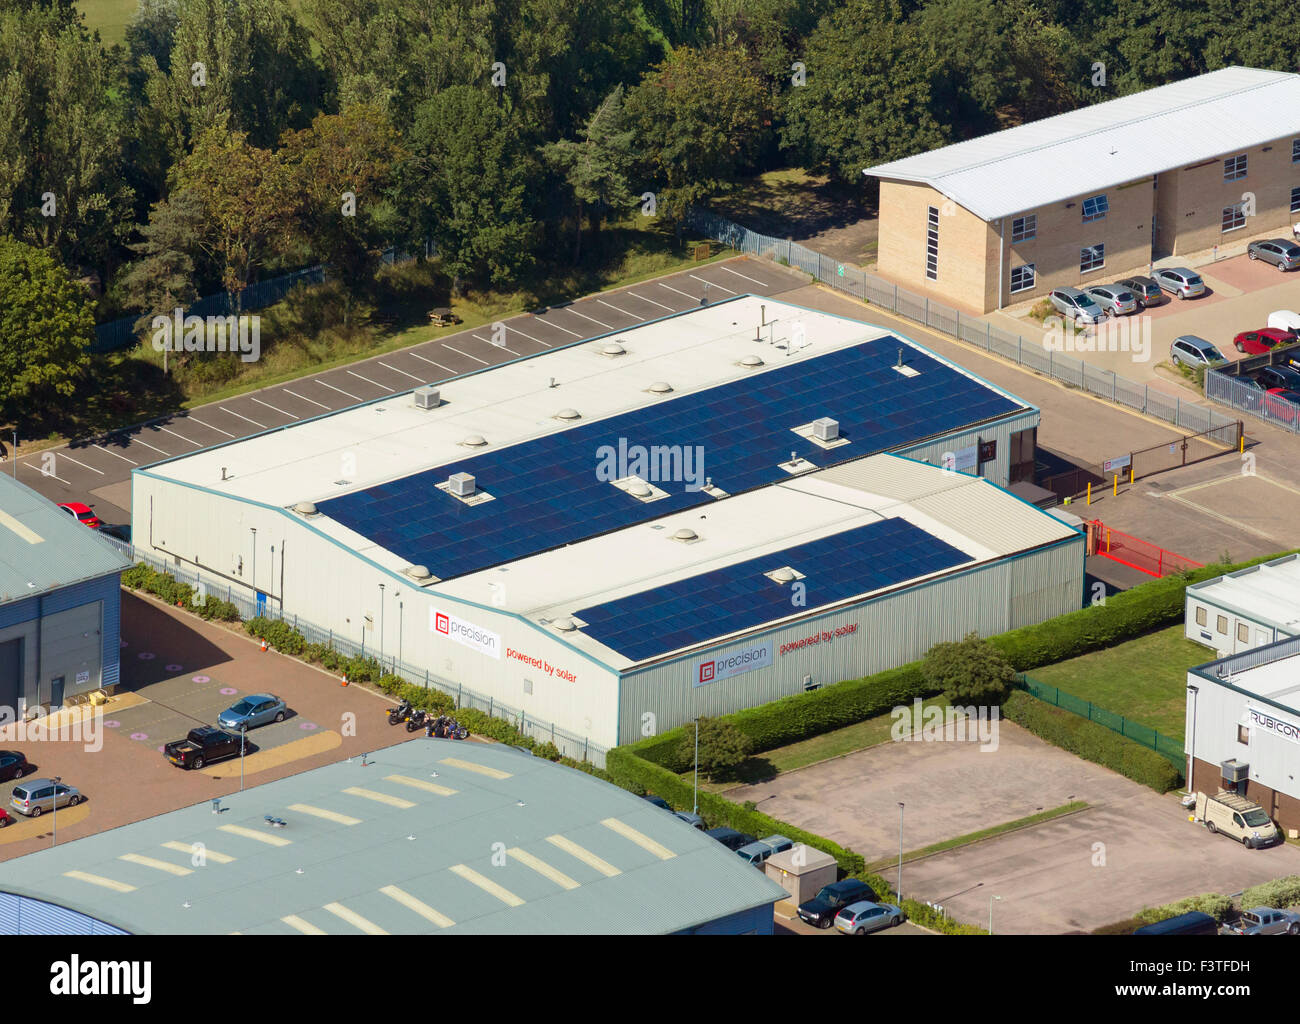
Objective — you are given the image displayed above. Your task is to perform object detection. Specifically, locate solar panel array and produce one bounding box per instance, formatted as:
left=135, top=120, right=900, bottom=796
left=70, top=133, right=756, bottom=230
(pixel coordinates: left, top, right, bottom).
left=575, top=518, right=972, bottom=661
left=315, top=338, right=1021, bottom=580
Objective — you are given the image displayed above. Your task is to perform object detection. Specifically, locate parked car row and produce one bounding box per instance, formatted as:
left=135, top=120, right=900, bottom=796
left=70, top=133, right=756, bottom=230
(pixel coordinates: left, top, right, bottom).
left=1048, top=270, right=1199, bottom=326
left=641, top=794, right=704, bottom=829
left=165, top=694, right=289, bottom=770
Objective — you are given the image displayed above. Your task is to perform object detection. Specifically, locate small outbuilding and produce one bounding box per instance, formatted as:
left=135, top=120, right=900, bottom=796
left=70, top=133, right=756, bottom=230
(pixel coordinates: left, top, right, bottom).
left=1184, top=553, right=1300, bottom=656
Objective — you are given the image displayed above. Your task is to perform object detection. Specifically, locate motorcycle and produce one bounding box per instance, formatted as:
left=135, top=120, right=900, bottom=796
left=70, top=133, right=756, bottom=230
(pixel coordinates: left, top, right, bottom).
left=387, top=699, right=413, bottom=726
left=405, top=709, right=428, bottom=733
left=448, top=718, right=469, bottom=741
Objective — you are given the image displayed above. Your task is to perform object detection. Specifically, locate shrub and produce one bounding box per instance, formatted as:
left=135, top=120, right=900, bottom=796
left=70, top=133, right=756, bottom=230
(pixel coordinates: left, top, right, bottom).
left=1136, top=892, right=1234, bottom=924
left=1242, top=874, right=1300, bottom=911
left=1002, top=692, right=1181, bottom=792
left=922, top=632, right=1016, bottom=707
left=533, top=741, right=562, bottom=762
left=677, top=716, right=753, bottom=780
left=244, top=616, right=306, bottom=656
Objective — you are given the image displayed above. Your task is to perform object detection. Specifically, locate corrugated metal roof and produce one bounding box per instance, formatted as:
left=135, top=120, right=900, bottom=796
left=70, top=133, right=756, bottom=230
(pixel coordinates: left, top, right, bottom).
left=864, top=67, right=1300, bottom=221
left=1188, top=553, right=1300, bottom=630
left=0, top=742, right=787, bottom=935
left=0, top=473, right=131, bottom=604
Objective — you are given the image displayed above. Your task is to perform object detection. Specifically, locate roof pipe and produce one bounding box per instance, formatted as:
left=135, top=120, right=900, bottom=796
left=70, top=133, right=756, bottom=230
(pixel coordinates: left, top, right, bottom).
left=997, top=218, right=1005, bottom=312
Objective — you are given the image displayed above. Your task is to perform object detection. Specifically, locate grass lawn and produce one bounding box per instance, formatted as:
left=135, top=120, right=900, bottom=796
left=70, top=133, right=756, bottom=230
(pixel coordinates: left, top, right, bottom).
left=1027, top=624, right=1208, bottom=742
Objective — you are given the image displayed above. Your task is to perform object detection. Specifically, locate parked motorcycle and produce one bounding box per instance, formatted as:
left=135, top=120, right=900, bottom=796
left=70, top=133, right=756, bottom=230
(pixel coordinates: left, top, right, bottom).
left=405, top=709, right=428, bottom=733
left=387, top=699, right=413, bottom=726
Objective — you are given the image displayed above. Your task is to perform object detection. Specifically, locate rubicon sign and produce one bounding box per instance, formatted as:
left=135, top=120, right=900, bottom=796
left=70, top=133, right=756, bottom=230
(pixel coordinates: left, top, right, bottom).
left=1248, top=706, right=1300, bottom=746
left=430, top=608, right=501, bottom=659
left=694, top=641, right=772, bottom=687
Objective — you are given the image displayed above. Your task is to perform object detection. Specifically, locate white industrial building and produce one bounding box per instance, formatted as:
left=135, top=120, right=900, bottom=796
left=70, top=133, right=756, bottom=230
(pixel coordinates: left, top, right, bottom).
left=1185, top=553, right=1300, bottom=656
left=133, top=295, right=1083, bottom=750
left=1187, top=636, right=1300, bottom=836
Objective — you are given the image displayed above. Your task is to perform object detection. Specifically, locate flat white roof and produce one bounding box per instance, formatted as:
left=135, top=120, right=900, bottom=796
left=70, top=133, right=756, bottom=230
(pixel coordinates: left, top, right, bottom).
left=1218, top=653, right=1300, bottom=715
left=1188, top=554, right=1300, bottom=631
left=436, top=454, right=1079, bottom=669
left=865, top=67, right=1300, bottom=221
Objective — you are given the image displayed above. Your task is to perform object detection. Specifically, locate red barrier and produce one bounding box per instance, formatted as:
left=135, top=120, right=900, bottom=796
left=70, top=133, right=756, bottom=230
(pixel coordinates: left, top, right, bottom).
left=1089, top=521, right=1203, bottom=578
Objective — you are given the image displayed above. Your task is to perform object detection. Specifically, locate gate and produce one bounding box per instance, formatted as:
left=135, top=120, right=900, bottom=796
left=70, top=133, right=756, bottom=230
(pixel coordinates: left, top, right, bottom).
left=1128, top=421, right=1243, bottom=481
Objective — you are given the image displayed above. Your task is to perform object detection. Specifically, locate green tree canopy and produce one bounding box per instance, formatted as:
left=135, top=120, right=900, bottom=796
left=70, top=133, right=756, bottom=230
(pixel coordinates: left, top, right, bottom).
left=678, top=715, right=754, bottom=781
left=922, top=631, right=1017, bottom=707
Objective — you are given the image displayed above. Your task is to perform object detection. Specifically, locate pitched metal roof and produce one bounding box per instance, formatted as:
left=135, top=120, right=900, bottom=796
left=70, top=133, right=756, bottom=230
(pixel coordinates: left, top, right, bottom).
left=0, top=742, right=788, bottom=934
left=864, top=67, right=1300, bottom=221
left=0, top=473, right=131, bottom=604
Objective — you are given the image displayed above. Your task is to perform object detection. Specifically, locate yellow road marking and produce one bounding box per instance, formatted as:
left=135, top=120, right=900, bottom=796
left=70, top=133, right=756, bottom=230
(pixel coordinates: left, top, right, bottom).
left=545, top=835, right=621, bottom=877
left=601, top=818, right=675, bottom=860
left=379, top=885, right=455, bottom=928
left=63, top=870, right=136, bottom=893
left=439, top=757, right=511, bottom=780
left=282, top=914, right=327, bottom=935
left=118, top=853, right=192, bottom=876
left=342, top=786, right=415, bottom=809
left=449, top=863, right=524, bottom=906
left=218, top=824, right=292, bottom=846
left=507, top=848, right=580, bottom=890
left=385, top=774, right=457, bottom=796
left=161, top=841, right=235, bottom=864
left=287, top=803, right=361, bottom=825
left=323, top=902, right=388, bottom=935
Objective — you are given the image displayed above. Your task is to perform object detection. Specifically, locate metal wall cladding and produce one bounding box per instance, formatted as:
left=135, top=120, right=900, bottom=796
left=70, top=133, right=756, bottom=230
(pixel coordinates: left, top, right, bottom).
left=617, top=535, right=1085, bottom=744
left=895, top=410, right=1038, bottom=488
left=1188, top=679, right=1300, bottom=800
left=0, top=892, right=128, bottom=935
left=0, top=574, right=120, bottom=699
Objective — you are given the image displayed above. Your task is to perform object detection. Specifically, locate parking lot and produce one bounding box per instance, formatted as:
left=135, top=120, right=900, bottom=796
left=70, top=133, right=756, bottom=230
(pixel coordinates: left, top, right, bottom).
left=727, top=716, right=1300, bottom=934
left=16, top=257, right=806, bottom=526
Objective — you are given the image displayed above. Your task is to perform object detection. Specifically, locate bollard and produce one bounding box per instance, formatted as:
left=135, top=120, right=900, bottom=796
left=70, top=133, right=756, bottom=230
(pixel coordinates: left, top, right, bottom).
left=1086, top=482, right=1092, bottom=505
left=1113, top=474, right=1118, bottom=497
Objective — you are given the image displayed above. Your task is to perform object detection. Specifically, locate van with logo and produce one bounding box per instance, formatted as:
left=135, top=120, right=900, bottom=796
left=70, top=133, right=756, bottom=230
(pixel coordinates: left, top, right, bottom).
left=1196, top=791, right=1281, bottom=849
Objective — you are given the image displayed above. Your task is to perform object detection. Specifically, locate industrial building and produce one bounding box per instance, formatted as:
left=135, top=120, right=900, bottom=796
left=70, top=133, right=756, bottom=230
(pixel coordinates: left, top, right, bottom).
left=865, top=67, right=1300, bottom=313
left=0, top=473, right=131, bottom=714
left=0, top=741, right=788, bottom=935
left=1187, top=636, right=1300, bottom=837
left=132, top=295, right=1083, bottom=749
left=1185, top=553, right=1300, bottom=656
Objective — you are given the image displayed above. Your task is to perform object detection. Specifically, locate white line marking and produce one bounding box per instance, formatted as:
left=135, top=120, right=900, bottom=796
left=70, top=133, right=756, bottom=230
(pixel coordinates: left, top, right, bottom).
left=119, top=852, right=193, bottom=876
left=347, top=370, right=394, bottom=392
left=470, top=333, right=519, bottom=357
left=281, top=389, right=331, bottom=410
left=450, top=863, right=524, bottom=906
left=409, top=351, right=456, bottom=374
left=93, top=444, right=138, bottom=465
left=322, top=902, right=388, bottom=935
left=55, top=451, right=104, bottom=475
left=162, top=840, right=235, bottom=863
left=546, top=835, right=621, bottom=877
left=504, top=324, right=551, bottom=347
left=658, top=282, right=698, bottom=301
left=220, top=406, right=266, bottom=429
left=719, top=264, right=769, bottom=286
left=342, top=786, right=415, bottom=809
left=155, top=425, right=203, bottom=447
left=541, top=317, right=584, bottom=338
left=597, top=299, right=642, bottom=320
left=628, top=291, right=675, bottom=312
left=63, top=871, right=136, bottom=893
left=20, top=462, right=71, bottom=484
left=564, top=306, right=612, bottom=329
left=380, top=885, right=455, bottom=928
left=378, top=361, right=427, bottom=382
left=690, top=272, right=735, bottom=294
left=250, top=397, right=298, bottom=419
left=508, top=847, right=580, bottom=890
left=442, top=343, right=489, bottom=366
left=282, top=914, right=326, bottom=935
left=384, top=773, right=457, bottom=796
left=184, top=416, right=235, bottom=438
left=131, top=436, right=170, bottom=456
left=287, top=802, right=361, bottom=825
left=315, top=379, right=361, bottom=402
left=439, top=757, right=511, bottom=779
left=601, top=817, right=676, bottom=860
left=218, top=823, right=292, bottom=847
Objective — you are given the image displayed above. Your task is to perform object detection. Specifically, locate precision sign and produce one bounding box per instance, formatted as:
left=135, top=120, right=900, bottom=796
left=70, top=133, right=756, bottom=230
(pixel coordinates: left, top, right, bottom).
left=1247, top=706, right=1300, bottom=746
left=430, top=608, right=501, bottom=659
left=1101, top=454, right=1132, bottom=474
left=694, top=641, right=773, bottom=687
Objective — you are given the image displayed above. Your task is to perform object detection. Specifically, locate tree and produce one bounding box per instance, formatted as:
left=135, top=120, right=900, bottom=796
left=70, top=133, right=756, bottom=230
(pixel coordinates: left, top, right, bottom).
left=404, top=86, right=540, bottom=291
left=0, top=236, right=93, bottom=420
left=921, top=632, right=1017, bottom=707
left=678, top=715, right=753, bottom=780
left=119, top=192, right=204, bottom=373
left=624, top=45, right=769, bottom=218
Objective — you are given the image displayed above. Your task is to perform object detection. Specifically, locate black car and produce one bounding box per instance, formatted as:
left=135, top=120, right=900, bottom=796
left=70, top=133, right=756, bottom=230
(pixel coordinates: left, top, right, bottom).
left=798, top=879, right=878, bottom=929
left=96, top=523, right=131, bottom=543
left=163, top=726, right=246, bottom=770
left=1118, top=275, right=1165, bottom=308
left=1253, top=365, right=1300, bottom=392
left=642, top=795, right=673, bottom=812
left=0, top=750, right=30, bottom=782
left=704, top=826, right=757, bottom=852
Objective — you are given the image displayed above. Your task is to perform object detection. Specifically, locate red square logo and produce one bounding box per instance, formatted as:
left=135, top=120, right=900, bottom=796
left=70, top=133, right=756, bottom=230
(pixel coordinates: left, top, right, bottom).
left=435, top=613, right=450, bottom=635
left=699, top=662, right=715, bottom=683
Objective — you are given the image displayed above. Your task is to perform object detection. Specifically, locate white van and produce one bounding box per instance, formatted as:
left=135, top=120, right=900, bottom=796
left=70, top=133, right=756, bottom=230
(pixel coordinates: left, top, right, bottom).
left=1267, top=309, right=1300, bottom=334
left=1196, top=790, right=1281, bottom=849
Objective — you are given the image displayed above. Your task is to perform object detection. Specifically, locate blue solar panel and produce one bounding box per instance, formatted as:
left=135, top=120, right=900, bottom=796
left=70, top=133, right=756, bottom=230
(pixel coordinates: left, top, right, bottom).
left=576, top=518, right=971, bottom=661
left=316, top=338, right=1022, bottom=580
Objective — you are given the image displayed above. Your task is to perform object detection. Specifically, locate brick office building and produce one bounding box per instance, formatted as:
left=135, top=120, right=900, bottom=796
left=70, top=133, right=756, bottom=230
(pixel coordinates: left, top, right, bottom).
left=865, top=67, right=1300, bottom=314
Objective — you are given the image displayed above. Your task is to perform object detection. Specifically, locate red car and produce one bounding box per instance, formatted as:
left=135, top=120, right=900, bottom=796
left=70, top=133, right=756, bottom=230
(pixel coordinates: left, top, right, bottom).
left=1263, top=388, right=1300, bottom=424
left=1234, top=327, right=1297, bottom=354
left=57, top=502, right=101, bottom=528
left=0, top=809, right=10, bottom=828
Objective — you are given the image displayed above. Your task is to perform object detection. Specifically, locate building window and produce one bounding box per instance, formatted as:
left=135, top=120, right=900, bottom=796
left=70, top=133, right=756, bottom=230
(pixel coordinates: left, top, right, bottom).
left=1291, top=186, right=1300, bottom=214
left=1224, top=154, right=1248, bottom=181
left=926, top=206, right=939, bottom=281
left=1222, top=202, right=1246, bottom=233
left=1011, top=215, right=1036, bottom=242
left=1238, top=724, right=1250, bottom=744
left=1217, top=614, right=1228, bottom=634
left=1080, top=244, right=1105, bottom=273
left=1238, top=623, right=1249, bottom=643
left=1195, top=606, right=1207, bottom=627
left=1010, top=263, right=1036, bottom=293
left=1293, top=138, right=1300, bottom=163
left=1081, top=194, right=1108, bottom=222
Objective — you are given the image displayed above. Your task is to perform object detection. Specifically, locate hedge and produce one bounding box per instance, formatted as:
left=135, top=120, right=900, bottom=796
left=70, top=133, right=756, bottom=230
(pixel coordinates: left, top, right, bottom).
left=1002, top=692, right=1181, bottom=792
left=1242, top=874, right=1300, bottom=911
left=122, top=562, right=237, bottom=621
left=1136, top=892, right=1235, bottom=924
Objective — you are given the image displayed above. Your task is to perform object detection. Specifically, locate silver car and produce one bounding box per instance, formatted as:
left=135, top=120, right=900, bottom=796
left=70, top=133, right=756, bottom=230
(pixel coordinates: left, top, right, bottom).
left=1227, top=907, right=1300, bottom=935
left=834, top=900, right=904, bottom=935
left=1153, top=267, right=1206, bottom=299
left=217, top=693, right=288, bottom=731
left=1170, top=335, right=1226, bottom=368
left=1084, top=284, right=1139, bottom=317
left=1248, top=238, right=1300, bottom=272
left=1049, top=287, right=1105, bottom=325
left=10, top=778, right=82, bottom=817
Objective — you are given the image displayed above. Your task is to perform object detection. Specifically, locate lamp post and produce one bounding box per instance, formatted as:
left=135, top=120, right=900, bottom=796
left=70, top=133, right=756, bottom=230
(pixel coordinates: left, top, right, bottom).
left=396, top=592, right=403, bottom=666
left=378, top=583, right=386, bottom=659
left=239, top=724, right=247, bottom=792
left=1187, top=684, right=1200, bottom=797
left=989, top=894, right=1002, bottom=935
left=897, top=802, right=905, bottom=903
left=250, top=527, right=257, bottom=597
left=51, top=775, right=62, bottom=847
left=693, top=717, right=700, bottom=815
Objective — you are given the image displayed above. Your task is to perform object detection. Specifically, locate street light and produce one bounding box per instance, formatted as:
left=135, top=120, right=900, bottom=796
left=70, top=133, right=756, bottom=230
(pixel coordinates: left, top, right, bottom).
left=693, top=718, right=700, bottom=815
left=897, top=802, right=905, bottom=904
left=51, top=775, right=62, bottom=847
left=1187, top=684, right=1200, bottom=798
left=249, top=527, right=257, bottom=597
left=989, top=894, right=1002, bottom=935
left=378, top=583, right=386, bottom=660
left=239, top=725, right=247, bottom=792
left=396, top=591, right=403, bottom=666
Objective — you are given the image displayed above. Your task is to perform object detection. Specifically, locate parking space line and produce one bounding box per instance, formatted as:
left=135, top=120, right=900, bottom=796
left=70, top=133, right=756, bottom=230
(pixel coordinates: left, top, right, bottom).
left=377, top=361, right=426, bottom=382
left=347, top=370, right=394, bottom=392
left=92, top=444, right=137, bottom=465
left=250, top=397, right=298, bottom=419
left=220, top=406, right=266, bottom=429
left=128, top=436, right=170, bottom=457
left=504, top=323, right=551, bottom=347
left=155, top=425, right=203, bottom=447
left=541, top=317, right=585, bottom=338
left=442, top=343, right=489, bottom=366
left=470, top=333, right=520, bottom=357
left=315, top=379, right=361, bottom=402
left=628, top=291, right=675, bottom=312
left=281, top=389, right=331, bottom=411
left=597, top=299, right=642, bottom=320
left=408, top=352, right=456, bottom=375
left=719, top=264, right=770, bottom=287
left=658, top=282, right=698, bottom=302
left=379, top=885, right=455, bottom=928
left=184, top=415, right=236, bottom=438
left=19, top=460, right=70, bottom=484
left=56, top=451, right=105, bottom=475
left=564, top=306, right=612, bottom=330
left=690, top=273, right=736, bottom=294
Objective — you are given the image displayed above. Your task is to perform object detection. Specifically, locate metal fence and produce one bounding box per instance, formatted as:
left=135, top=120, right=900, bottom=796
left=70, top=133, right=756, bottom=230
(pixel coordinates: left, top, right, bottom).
left=1087, top=519, right=1203, bottom=578
left=1205, top=367, right=1300, bottom=433
left=1016, top=673, right=1185, bottom=769
left=684, top=208, right=1240, bottom=437
left=104, top=536, right=607, bottom=767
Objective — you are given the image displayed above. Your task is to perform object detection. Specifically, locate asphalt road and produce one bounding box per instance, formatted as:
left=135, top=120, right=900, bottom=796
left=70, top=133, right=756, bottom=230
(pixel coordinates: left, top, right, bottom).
left=14, top=258, right=807, bottom=526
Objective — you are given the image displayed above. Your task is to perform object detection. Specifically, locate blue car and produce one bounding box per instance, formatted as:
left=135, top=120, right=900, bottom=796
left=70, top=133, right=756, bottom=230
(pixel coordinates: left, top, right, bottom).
left=218, top=694, right=288, bottom=731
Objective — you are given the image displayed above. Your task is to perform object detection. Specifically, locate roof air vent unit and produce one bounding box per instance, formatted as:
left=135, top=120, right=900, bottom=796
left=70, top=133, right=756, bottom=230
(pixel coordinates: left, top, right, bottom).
left=601, top=341, right=627, bottom=356
left=671, top=528, right=701, bottom=544
left=401, top=564, right=437, bottom=584
left=461, top=434, right=488, bottom=447
left=648, top=381, right=673, bottom=394
left=739, top=355, right=764, bottom=367
left=413, top=385, right=441, bottom=410
left=291, top=501, right=319, bottom=516
left=771, top=568, right=795, bottom=583
left=448, top=473, right=476, bottom=497
left=893, top=349, right=920, bottom=378
left=812, top=417, right=839, bottom=442
left=553, top=617, right=578, bottom=632
left=555, top=408, right=581, bottom=420
left=628, top=481, right=652, bottom=498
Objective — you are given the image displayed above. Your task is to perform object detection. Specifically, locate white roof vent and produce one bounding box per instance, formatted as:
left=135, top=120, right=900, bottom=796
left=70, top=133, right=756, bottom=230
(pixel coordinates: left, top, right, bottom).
left=764, top=565, right=806, bottom=584
left=671, top=528, right=701, bottom=544
left=447, top=473, right=475, bottom=497
left=812, top=417, right=839, bottom=442
left=401, top=564, right=437, bottom=584
left=648, top=381, right=673, bottom=394
left=413, top=385, right=441, bottom=410
left=292, top=501, right=319, bottom=516
left=553, top=617, right=577, bottom=632
left=601, top=341, right=627, bottom=356
left=628, top=480, right=651, bottom=498
left=461, top=434, right=488, bottom=447
left=739, top=355, right=764, bottom=367
left=555, top=408, right=581, bottom=420
left=611, top=476, right=668, bottom=503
